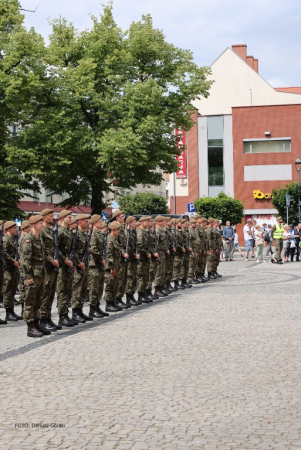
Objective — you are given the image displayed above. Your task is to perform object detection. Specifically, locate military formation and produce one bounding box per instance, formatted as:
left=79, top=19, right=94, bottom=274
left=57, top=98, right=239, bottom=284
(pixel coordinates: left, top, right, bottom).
left=0, top=210, right=223, bottom=338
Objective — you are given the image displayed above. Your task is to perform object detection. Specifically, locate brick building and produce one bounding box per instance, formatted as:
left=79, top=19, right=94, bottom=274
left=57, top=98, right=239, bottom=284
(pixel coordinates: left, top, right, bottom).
left=169, top=44, right=301, bottom=239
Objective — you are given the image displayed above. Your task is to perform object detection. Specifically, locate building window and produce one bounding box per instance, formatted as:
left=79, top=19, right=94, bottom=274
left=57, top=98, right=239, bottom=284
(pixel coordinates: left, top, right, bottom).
left=244, top=139, right=291, bottom=154
left=207, top=116, right=224, bottom=188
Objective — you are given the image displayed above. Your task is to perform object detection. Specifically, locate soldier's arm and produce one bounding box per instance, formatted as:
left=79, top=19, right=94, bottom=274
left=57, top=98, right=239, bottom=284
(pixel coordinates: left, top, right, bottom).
left=3, top=238, right=15, bottom=267
left=41, top=230, right=54, bottom=264
left=58, top=228, right=68, bottom=262
left=22, top=238, right=34, bottom=280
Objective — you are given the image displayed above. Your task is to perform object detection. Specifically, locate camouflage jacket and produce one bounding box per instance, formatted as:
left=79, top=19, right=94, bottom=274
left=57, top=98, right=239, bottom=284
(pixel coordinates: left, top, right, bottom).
left=105, top=234, right=122, bottom=271
left=21, top=231, right=45, bottom=280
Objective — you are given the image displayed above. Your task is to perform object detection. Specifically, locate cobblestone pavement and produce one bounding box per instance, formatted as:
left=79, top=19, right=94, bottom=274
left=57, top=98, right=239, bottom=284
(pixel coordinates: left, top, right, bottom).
left=1, top=253, right=301, bottom=449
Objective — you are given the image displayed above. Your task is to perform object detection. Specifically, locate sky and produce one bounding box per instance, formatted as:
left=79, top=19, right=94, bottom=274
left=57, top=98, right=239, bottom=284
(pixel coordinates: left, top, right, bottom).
left=22, top=0, right=301, bottom=88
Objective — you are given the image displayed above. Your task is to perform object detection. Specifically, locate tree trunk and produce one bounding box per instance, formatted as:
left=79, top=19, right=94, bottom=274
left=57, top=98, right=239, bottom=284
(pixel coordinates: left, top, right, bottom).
left=90, top=179, right=108, bottom=215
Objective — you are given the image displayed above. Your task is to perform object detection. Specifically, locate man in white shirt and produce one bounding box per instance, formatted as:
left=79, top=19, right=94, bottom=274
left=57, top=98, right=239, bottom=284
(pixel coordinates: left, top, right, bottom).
left=243, top=219, right=253, bottom=261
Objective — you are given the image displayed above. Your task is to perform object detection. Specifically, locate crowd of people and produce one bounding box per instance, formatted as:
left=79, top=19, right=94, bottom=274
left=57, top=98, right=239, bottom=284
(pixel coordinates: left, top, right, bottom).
left=0, top=211, right=224, bottom=337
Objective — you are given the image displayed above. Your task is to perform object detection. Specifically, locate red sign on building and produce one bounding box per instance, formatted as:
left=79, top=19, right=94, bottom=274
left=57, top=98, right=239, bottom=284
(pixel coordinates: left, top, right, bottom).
left=175, top=129, right=187, bottom=179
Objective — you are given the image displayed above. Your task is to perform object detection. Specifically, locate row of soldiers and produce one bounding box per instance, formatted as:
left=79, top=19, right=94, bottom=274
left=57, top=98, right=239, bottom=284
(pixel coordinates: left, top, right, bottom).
left=0, top=210, right=223, bottom=337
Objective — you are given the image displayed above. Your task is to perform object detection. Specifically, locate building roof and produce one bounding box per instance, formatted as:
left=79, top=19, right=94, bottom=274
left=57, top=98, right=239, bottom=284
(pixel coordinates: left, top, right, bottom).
left=275, top=87, right=301, bottom=94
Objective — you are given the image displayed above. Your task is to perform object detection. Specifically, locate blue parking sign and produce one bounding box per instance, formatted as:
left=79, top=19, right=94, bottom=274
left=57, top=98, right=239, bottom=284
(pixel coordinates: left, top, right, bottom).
left=187, top=203, right=195, bottom=213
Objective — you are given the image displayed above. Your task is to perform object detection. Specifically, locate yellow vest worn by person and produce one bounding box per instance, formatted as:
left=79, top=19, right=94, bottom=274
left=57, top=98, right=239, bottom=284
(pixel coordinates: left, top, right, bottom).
left=274, top=223, right=284, bottom=239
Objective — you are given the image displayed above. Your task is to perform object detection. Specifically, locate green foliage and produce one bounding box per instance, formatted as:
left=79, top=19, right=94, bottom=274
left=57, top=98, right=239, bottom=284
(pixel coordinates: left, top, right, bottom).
left=272, top=182, right=300, bottom=224
left=119, top=192, right=168, bottom=215
left=0, top=0, right=42, bottom=218
left=6, top=4, right=212, bottom=214
left=194, top=192, right=244, bottom=225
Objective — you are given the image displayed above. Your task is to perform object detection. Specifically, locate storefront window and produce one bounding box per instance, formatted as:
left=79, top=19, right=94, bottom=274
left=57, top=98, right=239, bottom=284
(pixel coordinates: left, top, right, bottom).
left=207, top=117, right=224, bottom=187
left=244, top=139, right=291, bottom=153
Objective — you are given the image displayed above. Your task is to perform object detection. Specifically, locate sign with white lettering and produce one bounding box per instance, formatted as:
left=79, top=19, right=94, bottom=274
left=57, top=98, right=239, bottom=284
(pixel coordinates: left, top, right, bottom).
left=175, top=129, right=187, bottom=179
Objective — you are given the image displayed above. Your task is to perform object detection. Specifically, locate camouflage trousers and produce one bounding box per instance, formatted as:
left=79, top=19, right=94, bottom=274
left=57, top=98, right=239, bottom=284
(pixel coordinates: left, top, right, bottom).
left=197, top=251, right=207, bottom=275
left=104, top=270, right=120, bottom=305
left=166, top=254, right=174, bottom=282
left=147, top=258, right=157, bottom=290
left=23, top=276, right=45, bottom=323
left=3, top=269, right=19, bottom=309
left=0, top=265, right=3, bottom=303
left=274, top=239, right=283, bottom=261
left=188, top=249, right=201, bottom=281
left=71, top=268, right=88, bottom=310
left=125, top=259, right=138, bottom=294
left=116, top=259, right=128, bottom=298
left=57, top=266, right=73, bottom=315
left=207, top=250, right=218, bottom=272
left=89, top=267, right=104, bottom=306
left=19, top=268, right=26, bottom=304
left=137, top=260, right=150, bottom=293
left=180, top=254, right=190, bottom=280
left=154, top=253, right=166, bottom=288
left=40, top=268, right=58, bottom=319
left=173, top=253, right=183, bottom=281
left=214, top=250, right=221, bottom=271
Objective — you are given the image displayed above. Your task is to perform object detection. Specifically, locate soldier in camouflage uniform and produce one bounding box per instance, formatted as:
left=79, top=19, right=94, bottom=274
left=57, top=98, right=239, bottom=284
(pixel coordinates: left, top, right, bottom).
left=22, top=215, right=46, bottom=338
left=172, top=219, right=185, bottom=290
left=18, top=220, right=31, bottom=317
left=56, top=210, right=76, bottom=327
left=71, top=213, right=92, bottom=323
left=136, top=216, right=152, bottom=303
left=179, top=219, right=193, bottom=288
left=196, top=217, right=210, bottom=282
left=187, top=219, right=201, bottom=284
left=2, top=221, right=22, bottom=322
left=105, top=221, right=123, bottom=312
left=164, top=217, right=177, bottom=292
left=88, top=215, right=109, bottom=318
left=114, top=210, right=129, bottom=308
left=125, top=217, right=141, bottom=305
left=213, top=220, right=223, bottom=278
left=0, top=220, right=7, bottom=324
left=206, top=218, right=218, bottom=279
left=39, top=209, right=61, bottom=333
left=146, top=218, right=159, bottom=300
left=154, top=216, right=170, bottom=297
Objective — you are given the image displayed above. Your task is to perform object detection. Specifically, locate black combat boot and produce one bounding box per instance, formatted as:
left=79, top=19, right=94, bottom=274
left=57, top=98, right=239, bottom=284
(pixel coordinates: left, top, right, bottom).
left=0, top=293, right=4, bottom=308
left=161, top=286, right=170, bottom=295
left=12, top=308, right=22, bottom=320
left=96, top=303, right=109, bottom=316
left=132, top=293, right=142, bottom=305
left=85, top=290, right=90, bottom=303
left=89, top=305, right=104, bottom=318
left=5, top=308, right=18, bottom=322
left=147, top=289, right=159, bottom=299
left=166, top=280, right=177, bottom=292
left=138, top=292, right=149, bottom=304
left=154, top=287, right=167, bottom=298
left=184, top=279, right=192, bottom=288
left=188, top=279, right=198, bottom=285
left=200, top=273, right=210, bottom=282
left=105, top=302, right=121, bottom=313
left=115, top=297, right=129, bottom=309
left=0, top=317, right=7, bottom=325
left=174, top=280, right=185, bottom=290
left=40, top=317, right=56, bottom=332
left=126, top=293, right=138, bottom=306
left=58, top=314, right=75, bottom=327
left=208, top=272, right=217, bottom=280
left=34, top=318, right=51, bottom=335
left=144, top=291, right=154, bottom=302
left=214, top=271, right=222, bottom=278
left=47, top=317, right=62, bottom=330
left=179, top=280, right=187, bottom=289
left=79, top=309, right=93, bottom=321
left=72, top=308, right=86, bottom=323
left=27, top=321, right=43, bottom=338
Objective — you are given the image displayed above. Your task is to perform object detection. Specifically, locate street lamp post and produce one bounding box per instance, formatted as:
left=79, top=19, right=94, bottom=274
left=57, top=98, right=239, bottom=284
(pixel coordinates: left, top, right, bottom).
left=295, top=158, right=301, bottom=222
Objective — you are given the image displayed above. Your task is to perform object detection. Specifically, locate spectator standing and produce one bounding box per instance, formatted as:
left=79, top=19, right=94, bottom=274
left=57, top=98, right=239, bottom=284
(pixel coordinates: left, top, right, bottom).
left=288, top=224, right=296, bottom=262
left=223, top=221, right=235, bottom=261
left=250, top=219, right=257, bottom=258
left=282, top=224, right=292, bottom=263
left=271, top=216, right=284, bottom=264
left=254, top=224, right=265, bottom=263
left=265, top=224, right=273, bottom=256
left=243, top=219, right=253, bottom=261
left=293, top=223, right=301, bottom=261
left=234, top=228, right=243, bottom=257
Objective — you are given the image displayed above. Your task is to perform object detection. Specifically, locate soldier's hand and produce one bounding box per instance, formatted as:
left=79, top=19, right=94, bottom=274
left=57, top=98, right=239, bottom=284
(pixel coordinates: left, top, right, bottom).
left=52, top=259, right=60, bottom=267
left=188, top=247, right=192, bottom=252
left=102, top=259, right=105, bottom=266
left=167, top=250, right=170, bottom=255
left=209, top=249, right=213, bottom=255
left=27, top=278, right=34, bottom=285
left=135, top=254, right=140, bottom=260
left=182, top=249, right=186, bottom=253
left=111, top=269, right=116, bottom=277
left=216, top=249, right=219, bottom=254
left=172, top=247, right=176, bottom=253
left=64, top=259, right=73, bottom=267
left=154, top=252, right=159, bottom=259
left=13, top=261, right=19, bottom=268
left=147, top=254, right=151, bottom=259
left=123, top=253, right=129, bottom=259
left=78, top=262, right=85, bottom=271
left=199, top=250, right=202, bottom=255
left=191, top=252, right=195, bottom=258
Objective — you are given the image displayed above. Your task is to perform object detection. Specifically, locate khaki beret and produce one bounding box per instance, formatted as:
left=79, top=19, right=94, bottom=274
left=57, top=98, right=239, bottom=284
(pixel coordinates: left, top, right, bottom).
left=70, top=218, right=77, bottom=225
left=77, top=214, right=90, bottom=221
left=208, top=218, right=215, bottom=223
left=29, top=215, right=43, bottom=225
left=113, top=210, right=124, bottom=218
left=180, top=218, right=187, bottom=223
left=40, top=208, right=54, bottom=217
left=155, top=215, right=165, bottom=222
left=175, top=219, right=182, bottom=225
left=21, top=220, right=31, bottom=230
left=126, top=216, right=136, bottom=224
left=171, top=218, right=176, bottom=224
left=139, top=216, right=150, bottom=222
left=189, top=218, right=196, bottom=223
left=109, top=221, right=121, bottom=230
left=89, top=214, right=101, bottom=224
left=99, top=221, right=107, bottom=229
left=59, top=210, right=72, bottom=219
left=201, top=218, right=208, bottom=223
left=4, top=221, right=16, bottom=231
left=194, top=214, right=202, bottom=220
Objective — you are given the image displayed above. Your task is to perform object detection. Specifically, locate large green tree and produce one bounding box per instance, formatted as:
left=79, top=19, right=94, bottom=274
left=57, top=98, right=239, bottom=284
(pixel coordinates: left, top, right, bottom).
left=119, top=192, right=168, bottom=215
left=7, top=4, right=212, bottom=213
left=194, top=192, right=244, bottom=225
left=271, top=182, right=299, bottom=224
left=0, top=0, right=43, bottom=218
